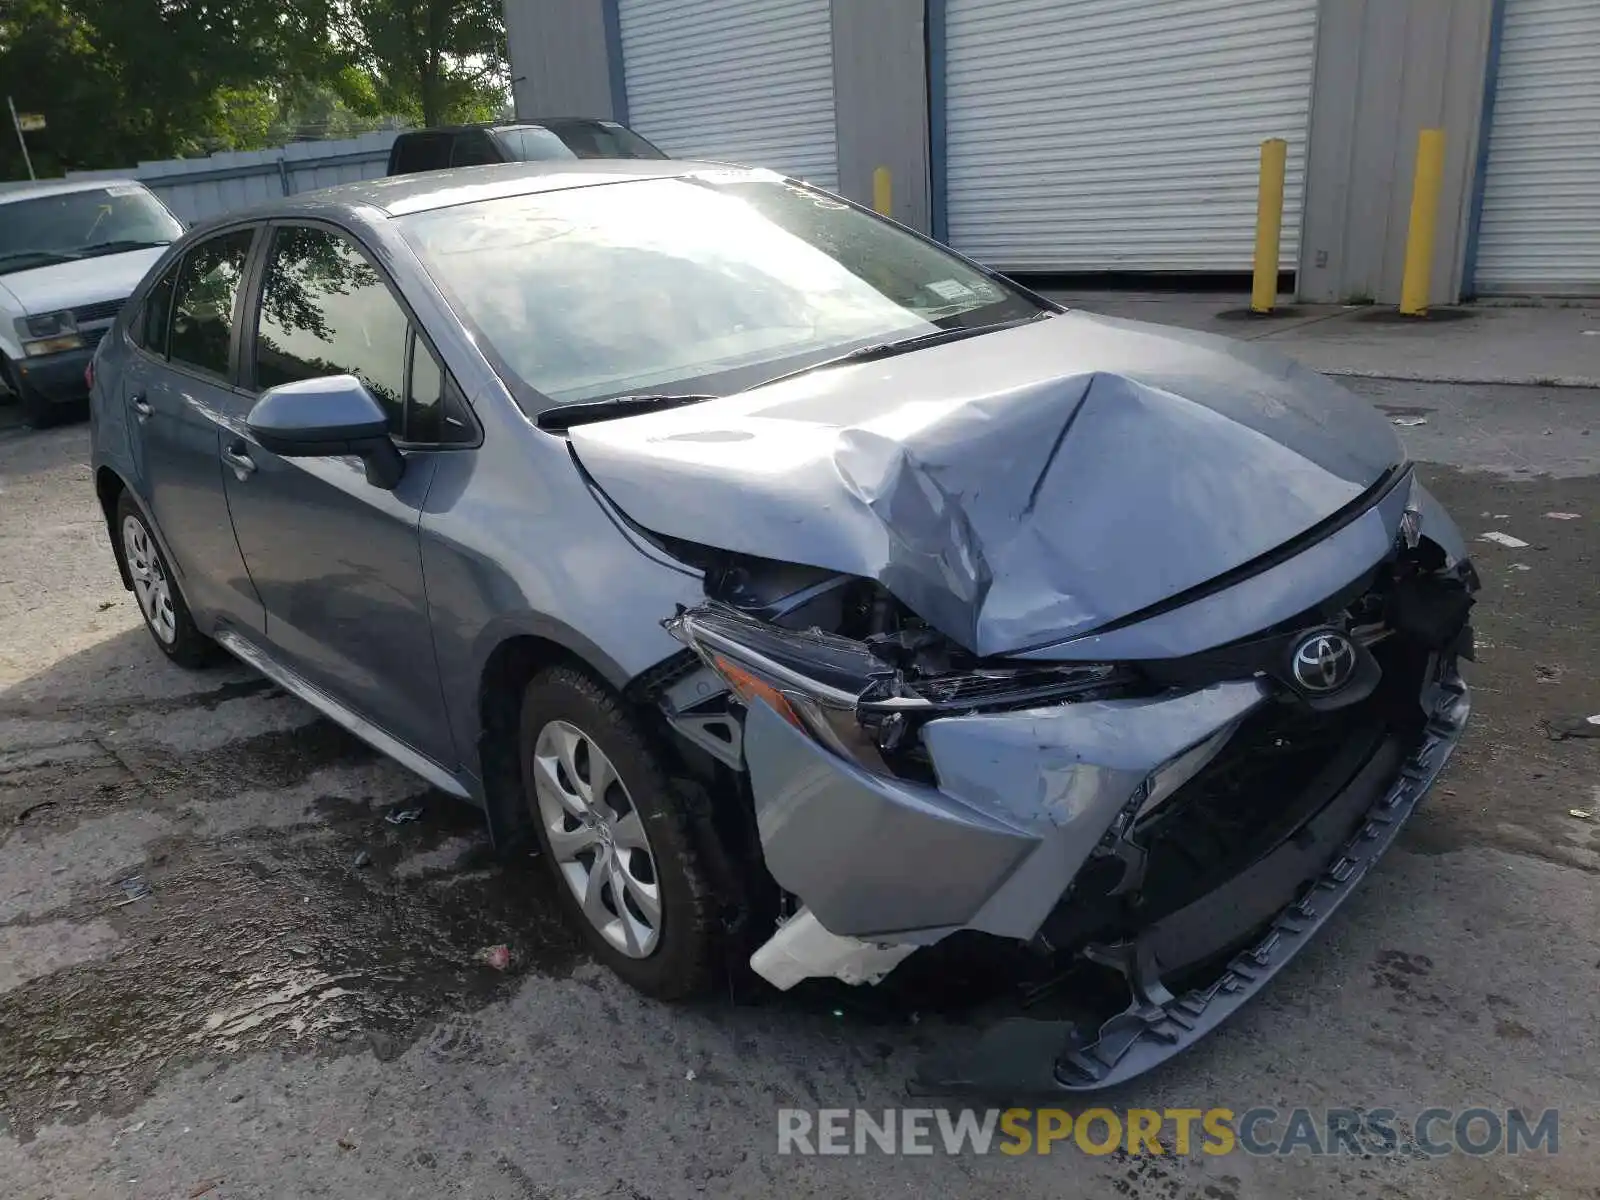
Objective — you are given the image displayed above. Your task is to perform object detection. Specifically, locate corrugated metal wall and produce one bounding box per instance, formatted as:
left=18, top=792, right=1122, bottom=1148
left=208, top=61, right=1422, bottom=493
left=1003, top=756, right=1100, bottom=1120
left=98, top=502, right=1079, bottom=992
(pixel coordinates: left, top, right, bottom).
left=942, top=0, right=1319, bottom=273
left=504, top=0, right=617, bottom=119
left=830, top=0, right=930, bottom=230
left=1474, top=0, right=1600, bottom=295
left=1297, top=0, right=1493, bottom=305
left=65, top=132, right=399, bottom=225
left=618, top=0, right=839, bottom=188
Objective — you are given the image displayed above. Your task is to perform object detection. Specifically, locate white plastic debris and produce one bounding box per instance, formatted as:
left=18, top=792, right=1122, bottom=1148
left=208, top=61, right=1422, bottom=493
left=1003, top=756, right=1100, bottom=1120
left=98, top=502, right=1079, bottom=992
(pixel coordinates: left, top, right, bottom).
left=1544, top=512, right=1581, bottom=520
left=1392, top=416, right=1428, bottom=427
left=1479, top=532, right=1529, bottom=548
left=1570, top=809, right=1593, bottom=820
left=1510, top=564, right=1531, bottom=571
left=685, top=1069, right=697, bottom=1082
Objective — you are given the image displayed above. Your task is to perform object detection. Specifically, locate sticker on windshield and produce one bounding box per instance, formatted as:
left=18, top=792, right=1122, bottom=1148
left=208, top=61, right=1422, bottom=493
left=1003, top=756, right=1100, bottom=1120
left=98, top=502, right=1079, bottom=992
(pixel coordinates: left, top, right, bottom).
left=691, top=167, right=784, bottom=187
left=927, top=279, right=977, bottom=302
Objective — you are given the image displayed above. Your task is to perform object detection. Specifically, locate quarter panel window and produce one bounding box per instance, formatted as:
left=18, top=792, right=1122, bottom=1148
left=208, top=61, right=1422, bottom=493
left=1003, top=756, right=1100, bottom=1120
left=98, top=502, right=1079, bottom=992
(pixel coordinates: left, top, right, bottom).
left=168, top=229, right=255, bottom=379
left=450, top=131, right=502, bottom=167
left=254, top=226, right=408, bottom=432
left=134, top=263, right=178, bottom=357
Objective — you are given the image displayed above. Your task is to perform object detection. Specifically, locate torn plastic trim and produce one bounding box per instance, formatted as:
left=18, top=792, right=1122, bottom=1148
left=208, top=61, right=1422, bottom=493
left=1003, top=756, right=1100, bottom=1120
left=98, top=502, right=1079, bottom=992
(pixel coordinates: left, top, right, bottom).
left=749, top=907, right=918, bottom=990
left=910, top=666, right=1470, bottom=1097
left=664, top=601, right=1133, bottom=781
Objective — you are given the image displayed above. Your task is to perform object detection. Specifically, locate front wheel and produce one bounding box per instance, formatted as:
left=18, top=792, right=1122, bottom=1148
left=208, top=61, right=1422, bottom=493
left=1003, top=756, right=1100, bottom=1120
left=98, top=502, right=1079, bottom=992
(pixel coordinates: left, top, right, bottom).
left=114, top=491, right=216, bottom=668
left=520, top=666, right=720, bottom=999
left=1, top=355, right=60, bottom=429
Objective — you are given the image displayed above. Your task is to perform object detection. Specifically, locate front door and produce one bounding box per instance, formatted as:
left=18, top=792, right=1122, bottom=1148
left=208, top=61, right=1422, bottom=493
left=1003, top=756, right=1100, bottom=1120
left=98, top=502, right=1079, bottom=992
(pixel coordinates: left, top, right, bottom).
left=217, top=222, right=455, bottom=767
left=123, top=228, right=266, bottom=636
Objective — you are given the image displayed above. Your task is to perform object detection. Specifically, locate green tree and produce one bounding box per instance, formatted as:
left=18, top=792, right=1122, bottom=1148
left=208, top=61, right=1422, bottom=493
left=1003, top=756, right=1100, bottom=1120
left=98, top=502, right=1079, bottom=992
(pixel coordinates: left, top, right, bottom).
left=342, top=0, right=507, bottom=127
left=0, top=0, right=345, bottom=176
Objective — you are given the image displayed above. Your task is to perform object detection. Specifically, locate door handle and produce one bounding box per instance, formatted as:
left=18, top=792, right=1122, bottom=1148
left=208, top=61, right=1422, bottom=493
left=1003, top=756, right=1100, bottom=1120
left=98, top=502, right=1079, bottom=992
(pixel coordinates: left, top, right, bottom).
left=131, top=395, right=152, bottom=419
left=222, top=440, right=257, bottom=479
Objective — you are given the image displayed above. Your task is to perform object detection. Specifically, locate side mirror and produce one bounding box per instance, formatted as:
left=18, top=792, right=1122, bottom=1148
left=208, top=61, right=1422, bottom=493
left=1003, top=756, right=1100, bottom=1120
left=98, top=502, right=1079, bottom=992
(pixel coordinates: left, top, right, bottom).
left=246, top=374, right=405, bottom=490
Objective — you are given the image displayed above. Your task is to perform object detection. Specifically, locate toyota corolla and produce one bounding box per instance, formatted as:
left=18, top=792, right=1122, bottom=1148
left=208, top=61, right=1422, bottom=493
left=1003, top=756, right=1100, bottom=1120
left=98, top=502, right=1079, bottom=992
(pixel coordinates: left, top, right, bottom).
left=88, top=161, right=1475, bottom=1093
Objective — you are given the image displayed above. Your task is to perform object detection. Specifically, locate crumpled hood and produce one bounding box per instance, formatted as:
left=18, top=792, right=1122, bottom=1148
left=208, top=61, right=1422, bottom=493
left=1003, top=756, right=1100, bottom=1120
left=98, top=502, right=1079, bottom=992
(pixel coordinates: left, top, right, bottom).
left=0, top=246, right=167, bottom=316
left=568, top=311, right=1404, bottom=656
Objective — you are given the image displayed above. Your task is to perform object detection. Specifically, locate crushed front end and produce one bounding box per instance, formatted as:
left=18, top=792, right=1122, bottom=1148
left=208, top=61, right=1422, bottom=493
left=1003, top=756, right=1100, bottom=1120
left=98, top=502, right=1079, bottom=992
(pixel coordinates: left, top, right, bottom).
left=655, top=471, right=1476, bottom=1094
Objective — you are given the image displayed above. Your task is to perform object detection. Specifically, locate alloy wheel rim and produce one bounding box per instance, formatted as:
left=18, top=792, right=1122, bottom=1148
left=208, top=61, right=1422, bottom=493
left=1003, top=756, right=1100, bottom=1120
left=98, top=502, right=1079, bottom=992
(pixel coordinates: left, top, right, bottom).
left=121, top=514, right=176, bottom=645
left=532, top=719, right=663, bottom=958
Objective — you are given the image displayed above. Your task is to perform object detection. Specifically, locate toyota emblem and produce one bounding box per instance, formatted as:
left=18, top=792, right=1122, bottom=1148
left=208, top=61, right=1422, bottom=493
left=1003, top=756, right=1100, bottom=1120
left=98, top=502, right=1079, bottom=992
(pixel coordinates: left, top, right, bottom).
left=1291, top=631, right=1358, bottom=693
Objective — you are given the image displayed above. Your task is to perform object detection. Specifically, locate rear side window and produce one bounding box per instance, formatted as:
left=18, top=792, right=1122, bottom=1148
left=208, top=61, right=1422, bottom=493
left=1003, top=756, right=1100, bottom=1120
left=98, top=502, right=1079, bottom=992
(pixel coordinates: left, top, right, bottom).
left=254, top=226, right=409, bottom=432
left=450, top=131, right=502, bottom=167
left=133, top=263, right=178, bottom=357
left=168, top=228, right=255, bottom=379
left=391, top=132, right=452, bottom=174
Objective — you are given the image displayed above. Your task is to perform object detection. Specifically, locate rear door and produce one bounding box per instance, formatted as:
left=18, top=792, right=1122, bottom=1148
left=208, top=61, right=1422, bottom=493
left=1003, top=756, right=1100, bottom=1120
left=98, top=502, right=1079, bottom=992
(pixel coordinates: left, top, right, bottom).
left=216, top=221, right=459, bottom=765
left=121, top=227, right=266, bottom=635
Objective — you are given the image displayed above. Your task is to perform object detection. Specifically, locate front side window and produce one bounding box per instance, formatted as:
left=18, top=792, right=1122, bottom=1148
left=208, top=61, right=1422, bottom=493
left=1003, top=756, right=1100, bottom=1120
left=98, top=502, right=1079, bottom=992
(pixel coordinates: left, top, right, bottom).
left=398, top=171, right=1042, bottom=407
left=168, top=228, right=255, bottom=379
left=0, top=184, right=184, bottom=276
left=254, top=226, right=409, bottom=431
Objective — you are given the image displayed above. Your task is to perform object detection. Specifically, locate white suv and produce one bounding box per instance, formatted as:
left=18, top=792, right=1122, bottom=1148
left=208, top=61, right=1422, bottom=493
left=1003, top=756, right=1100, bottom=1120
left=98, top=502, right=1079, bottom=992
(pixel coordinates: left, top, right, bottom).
left=0, top=179, right=184, bottom=428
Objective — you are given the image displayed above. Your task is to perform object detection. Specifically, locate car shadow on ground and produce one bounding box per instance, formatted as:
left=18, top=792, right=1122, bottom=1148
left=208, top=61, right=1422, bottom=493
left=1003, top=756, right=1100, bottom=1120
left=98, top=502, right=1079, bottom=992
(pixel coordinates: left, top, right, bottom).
left=1, top=624, right=1026, bottom=1137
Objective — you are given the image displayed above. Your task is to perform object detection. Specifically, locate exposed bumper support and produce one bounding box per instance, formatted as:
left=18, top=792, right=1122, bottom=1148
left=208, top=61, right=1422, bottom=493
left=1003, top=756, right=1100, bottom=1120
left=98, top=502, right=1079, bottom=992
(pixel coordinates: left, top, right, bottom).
left=911, top=667, right=1470, bottom=1096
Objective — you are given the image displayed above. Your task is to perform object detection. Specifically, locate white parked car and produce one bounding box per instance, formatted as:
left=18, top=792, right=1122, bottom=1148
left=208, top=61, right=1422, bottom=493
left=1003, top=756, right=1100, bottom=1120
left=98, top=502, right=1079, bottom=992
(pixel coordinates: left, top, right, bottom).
left=0, top=179, right=184, bottom=428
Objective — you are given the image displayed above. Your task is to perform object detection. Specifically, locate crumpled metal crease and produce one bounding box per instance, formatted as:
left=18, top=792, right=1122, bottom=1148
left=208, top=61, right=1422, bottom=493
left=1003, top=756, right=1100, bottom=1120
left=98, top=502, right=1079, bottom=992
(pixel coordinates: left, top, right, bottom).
left=566, top=312, right=1403, bottom=656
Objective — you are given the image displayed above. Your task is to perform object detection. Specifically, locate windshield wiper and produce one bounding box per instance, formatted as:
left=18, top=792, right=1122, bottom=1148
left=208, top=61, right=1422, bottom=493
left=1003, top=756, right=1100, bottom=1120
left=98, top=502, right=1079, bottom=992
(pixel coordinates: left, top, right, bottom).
left=0, top=249, right=80, bottom=271
left=78, top=239, right=172, bottom=257
left=536, top=393, right=718, bottom=432
left=749, top=315, right=1048, bottom=391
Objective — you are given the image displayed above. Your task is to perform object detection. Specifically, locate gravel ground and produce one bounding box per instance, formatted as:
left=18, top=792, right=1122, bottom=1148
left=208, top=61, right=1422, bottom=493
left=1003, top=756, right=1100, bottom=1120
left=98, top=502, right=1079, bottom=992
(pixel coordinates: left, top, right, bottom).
left=0, top=380, right=1596, bottom=1199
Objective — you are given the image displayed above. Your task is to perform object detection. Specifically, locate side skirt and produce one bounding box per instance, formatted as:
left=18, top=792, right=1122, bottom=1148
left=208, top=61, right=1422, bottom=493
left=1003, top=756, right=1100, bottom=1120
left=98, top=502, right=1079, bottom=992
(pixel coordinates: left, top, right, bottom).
left=214, top=628, right=473, bottom=802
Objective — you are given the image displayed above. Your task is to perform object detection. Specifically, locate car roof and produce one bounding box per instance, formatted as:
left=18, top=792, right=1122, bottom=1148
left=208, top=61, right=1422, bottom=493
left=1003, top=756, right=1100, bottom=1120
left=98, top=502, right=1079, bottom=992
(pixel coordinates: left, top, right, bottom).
left=237, top=159, right=747, bottom=221
left=395, top=118, right=624, bottom=135
left=0, top=177, right=148, bottom=203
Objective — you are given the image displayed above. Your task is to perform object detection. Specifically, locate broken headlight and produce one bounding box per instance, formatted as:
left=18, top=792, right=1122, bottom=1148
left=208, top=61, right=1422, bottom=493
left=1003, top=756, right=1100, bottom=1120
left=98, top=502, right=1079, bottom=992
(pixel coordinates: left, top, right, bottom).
left=665, top=603, right=1132, bottom=779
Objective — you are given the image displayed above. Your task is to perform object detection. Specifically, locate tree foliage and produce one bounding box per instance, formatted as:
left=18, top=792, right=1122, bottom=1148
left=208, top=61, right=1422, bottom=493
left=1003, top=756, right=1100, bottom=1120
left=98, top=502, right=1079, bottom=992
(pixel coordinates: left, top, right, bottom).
left=0, top=0, right=507, bottom=179
left=342, top=0, right=507, bottom=128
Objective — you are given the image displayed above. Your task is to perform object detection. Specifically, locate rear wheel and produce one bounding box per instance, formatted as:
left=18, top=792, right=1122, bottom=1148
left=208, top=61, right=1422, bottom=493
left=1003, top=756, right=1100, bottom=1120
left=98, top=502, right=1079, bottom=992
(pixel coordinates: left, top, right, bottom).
left=520, top=666, right=719, bottom=999
left=114, top=491, right=216, bottom=668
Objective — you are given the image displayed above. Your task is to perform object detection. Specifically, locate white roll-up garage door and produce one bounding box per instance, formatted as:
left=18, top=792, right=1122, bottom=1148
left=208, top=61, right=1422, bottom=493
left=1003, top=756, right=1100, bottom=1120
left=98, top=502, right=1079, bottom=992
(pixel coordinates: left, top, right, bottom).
left=944, top=0, right=1318, bottom=273
left=1474, top=0, right=1600, bottom=295
left=618, top=0, right=838, bottom=190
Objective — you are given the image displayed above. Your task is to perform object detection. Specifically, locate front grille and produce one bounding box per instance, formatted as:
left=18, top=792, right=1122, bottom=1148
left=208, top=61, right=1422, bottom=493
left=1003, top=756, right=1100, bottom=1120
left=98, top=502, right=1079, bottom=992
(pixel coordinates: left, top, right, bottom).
left=72, top=298, right=125, bottom=324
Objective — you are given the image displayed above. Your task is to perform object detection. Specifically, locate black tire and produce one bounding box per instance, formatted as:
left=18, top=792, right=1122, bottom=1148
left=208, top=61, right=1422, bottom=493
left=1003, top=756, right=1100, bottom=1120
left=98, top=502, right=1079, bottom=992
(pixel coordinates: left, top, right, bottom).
left=113, top=490, right=217, bottom=669
left=519, top=665, right=719, bottom=1000
left=2, top=356, right=60, bottom=429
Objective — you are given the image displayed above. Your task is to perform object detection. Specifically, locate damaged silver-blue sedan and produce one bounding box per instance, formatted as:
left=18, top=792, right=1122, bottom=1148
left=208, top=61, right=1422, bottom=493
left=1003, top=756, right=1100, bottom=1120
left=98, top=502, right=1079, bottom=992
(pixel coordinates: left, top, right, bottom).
left=88, top=161, right=1476, bottom=1093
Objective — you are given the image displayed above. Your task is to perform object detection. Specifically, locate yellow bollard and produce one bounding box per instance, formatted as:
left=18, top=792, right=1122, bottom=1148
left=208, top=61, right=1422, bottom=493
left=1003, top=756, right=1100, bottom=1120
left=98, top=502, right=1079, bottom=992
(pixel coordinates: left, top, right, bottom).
left=1400, top=129, right=1446, bottom=316
left=872, top=166, right=892, bottom=217
left=1250, top=138, right=1288, bottom=314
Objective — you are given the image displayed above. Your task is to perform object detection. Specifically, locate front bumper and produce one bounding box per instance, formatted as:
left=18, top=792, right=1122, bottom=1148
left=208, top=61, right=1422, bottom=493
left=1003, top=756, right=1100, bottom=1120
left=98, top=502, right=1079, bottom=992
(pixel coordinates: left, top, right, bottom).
left=742, top=633, right=1470, bottom=1093
left=11, top=344, right=93, bottom=404
left=913, top=665, right=1468, bottom=1094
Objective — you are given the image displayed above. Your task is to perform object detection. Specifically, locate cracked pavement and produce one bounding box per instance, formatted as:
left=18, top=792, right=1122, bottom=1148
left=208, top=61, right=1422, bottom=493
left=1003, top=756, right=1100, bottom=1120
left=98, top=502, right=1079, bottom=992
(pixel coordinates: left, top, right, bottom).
left=0, top=379, right=1596, bottom=1199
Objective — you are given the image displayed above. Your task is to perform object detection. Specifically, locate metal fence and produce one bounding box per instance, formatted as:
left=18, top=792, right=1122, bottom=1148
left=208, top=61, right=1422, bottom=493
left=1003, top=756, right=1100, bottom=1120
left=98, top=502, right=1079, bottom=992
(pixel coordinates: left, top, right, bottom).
left=59, top=130, right=401, bottom=224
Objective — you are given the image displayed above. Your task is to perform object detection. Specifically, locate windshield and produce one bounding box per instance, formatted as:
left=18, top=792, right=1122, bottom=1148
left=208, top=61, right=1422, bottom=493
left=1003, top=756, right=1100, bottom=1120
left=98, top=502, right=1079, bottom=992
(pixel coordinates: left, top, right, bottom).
left=0, top=185, right=183, bottom=275
left=398, top=171, right=1045, bottom=406
left=495, top=121, right=666, bottom=162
